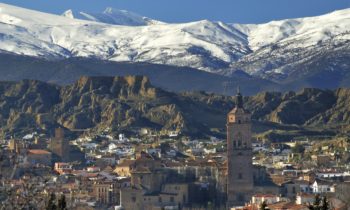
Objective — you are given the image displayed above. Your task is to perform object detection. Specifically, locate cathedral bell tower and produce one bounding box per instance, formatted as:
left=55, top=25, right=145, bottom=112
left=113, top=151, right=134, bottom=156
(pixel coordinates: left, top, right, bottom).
left=227, top=89, right=253, bottom=207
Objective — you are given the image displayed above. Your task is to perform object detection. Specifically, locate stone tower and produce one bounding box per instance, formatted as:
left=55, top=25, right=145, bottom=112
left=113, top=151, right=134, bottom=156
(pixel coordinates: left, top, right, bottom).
left=227, top=90, right=254, bottom=207
left=50, top=128, right=70, bottom=162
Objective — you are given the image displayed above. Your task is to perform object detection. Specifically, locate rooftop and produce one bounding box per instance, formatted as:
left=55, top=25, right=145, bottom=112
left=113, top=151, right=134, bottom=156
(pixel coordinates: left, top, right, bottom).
left=28, top=149, right=51, bottom=155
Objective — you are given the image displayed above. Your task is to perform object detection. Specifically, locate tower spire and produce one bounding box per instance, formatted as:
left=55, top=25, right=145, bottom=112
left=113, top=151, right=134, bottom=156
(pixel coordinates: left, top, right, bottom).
left=236, top=86, right=243, bottom=108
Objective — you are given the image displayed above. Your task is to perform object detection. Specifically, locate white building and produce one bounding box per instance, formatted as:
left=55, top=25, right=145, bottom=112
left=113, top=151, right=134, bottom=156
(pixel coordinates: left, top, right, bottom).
left=312, top=179, right=335, bottom=193
left=296, top=193, right=315, bottom=205
left=251, top=194, right=284, bottom=205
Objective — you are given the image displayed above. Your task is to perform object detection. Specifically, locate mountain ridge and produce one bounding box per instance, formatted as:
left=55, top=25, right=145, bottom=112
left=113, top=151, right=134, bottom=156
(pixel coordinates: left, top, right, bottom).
left=1, top=3, right=349, bottom=72
left=0, top=76, right=349, bottom=139
left=0, top=3, right=349, bottom=92
left=61, top=7, right=164, bottom=26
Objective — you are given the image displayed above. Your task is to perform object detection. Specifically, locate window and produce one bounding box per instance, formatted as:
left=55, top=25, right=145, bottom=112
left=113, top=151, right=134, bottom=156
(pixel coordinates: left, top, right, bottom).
left=238, top=173, right=243, bottom=179
left=237, top=133, right=242, bottom=147
left=132, top=196, right=136, bottom=202
left=238, top=120, right=241, bottom=124
left=158, top=197, right=162, bottom=203
left=170, top=197, right=175, bottom=203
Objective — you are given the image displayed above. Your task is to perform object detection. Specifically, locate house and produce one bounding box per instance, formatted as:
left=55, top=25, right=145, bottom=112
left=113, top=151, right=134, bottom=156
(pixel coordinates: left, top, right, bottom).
left=114, top=159, right=136, bottom=177
left=311, top=155, right=331, bottom=166
left=120, top=184, right=189, bottom=210
left=251, top=194, right=284, bottom=205
left=312, top=179, right=334, bottom=193
left=267, top=201, right=308, bottom=210
left=295, top=193, right=314, bottom=205
left=282, top=180, right=311, bottom=198
left=54, top=162, right=73, bottom=175
left=114, top=151, right=162, bottom=177
left=93, top=181, right=119, bottom=205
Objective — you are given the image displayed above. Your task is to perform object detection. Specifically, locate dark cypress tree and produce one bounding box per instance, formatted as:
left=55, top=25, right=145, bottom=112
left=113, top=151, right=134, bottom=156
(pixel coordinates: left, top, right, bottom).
left=46, top=193, right=57, bottom=210
left=321, top=196, right=329, bottom=210
left=260, top=201, right=268, bottom=210
left=314, top=194, right=321, bottom=210
left=57, top=194, right=67, bottom=210
left=309, top=194, right=321, bottom=210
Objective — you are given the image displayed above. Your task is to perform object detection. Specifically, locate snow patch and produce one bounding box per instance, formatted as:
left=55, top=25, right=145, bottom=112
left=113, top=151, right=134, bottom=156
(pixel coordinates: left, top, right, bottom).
left=0, top=14, right=21, bottom=25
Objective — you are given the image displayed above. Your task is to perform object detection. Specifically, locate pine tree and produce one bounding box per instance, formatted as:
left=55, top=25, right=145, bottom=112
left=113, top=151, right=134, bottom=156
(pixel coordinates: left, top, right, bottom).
left=57, top=194, right=67, bottom=210
left=46, top=193, right=57, bottom=210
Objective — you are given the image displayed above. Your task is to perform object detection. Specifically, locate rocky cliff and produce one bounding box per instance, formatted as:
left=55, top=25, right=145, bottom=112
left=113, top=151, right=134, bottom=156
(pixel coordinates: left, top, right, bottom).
left=0, top=76, right=349, bottom=138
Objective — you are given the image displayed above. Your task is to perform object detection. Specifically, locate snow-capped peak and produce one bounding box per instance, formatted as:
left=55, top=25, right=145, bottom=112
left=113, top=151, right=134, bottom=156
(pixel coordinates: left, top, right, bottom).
left=1, top=2, right=350, bottom=78
left=62, top=9, right=74, bottom=19
left=60, top=7, right=164, bottom=26
left=244, top=8, right=350, bottom=50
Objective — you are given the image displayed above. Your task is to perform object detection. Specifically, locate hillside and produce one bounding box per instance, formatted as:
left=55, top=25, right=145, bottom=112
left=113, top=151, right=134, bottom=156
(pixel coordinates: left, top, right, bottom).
left=0, top=53, right=278, bottom=95
left=0, top=76, right=349, bottom=139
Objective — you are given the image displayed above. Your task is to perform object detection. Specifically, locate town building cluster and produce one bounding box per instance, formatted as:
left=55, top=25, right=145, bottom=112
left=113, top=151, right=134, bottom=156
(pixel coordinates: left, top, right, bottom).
left=0, top=92, right=349, bottom=210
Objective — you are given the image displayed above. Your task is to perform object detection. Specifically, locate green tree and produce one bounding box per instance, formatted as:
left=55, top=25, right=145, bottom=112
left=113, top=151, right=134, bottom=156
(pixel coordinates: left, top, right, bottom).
left=57, top=194, right=67, bottom=210
left=292, top=143, right=305, bottom=154
left=46, top=193, right=57, bottom=210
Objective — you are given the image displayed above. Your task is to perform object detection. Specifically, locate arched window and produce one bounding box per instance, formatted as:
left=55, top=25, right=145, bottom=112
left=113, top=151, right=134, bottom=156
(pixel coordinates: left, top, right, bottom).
left=237, top=132, right=242, bottom=147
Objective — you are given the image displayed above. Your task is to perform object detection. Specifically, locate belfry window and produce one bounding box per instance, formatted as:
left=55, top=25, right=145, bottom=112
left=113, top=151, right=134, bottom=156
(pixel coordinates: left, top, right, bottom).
left=236, top=133, right=242, bottom=148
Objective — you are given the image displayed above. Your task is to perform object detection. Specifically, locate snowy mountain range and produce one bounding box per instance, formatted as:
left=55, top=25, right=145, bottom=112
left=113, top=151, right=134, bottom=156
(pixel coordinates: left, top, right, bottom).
left=61, top=7, right=164, bottom=26
left=0, top=3, right=349, bottom=89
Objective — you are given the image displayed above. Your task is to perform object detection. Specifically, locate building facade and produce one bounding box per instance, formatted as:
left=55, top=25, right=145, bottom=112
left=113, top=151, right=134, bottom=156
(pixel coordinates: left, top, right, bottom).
left=227, top=91, right=254, bottom=206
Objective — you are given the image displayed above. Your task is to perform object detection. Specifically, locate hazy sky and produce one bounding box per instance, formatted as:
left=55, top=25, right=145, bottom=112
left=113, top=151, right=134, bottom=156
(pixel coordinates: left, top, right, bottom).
left=1, top=0, right=350, bottom=24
